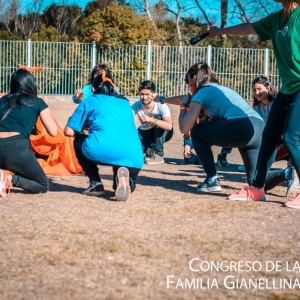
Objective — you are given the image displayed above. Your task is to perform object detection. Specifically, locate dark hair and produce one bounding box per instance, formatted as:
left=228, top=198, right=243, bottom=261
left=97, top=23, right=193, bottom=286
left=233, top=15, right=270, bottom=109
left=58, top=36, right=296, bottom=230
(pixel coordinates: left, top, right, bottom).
left=1, top=69, right=38, bottom=121
left=138, top=80, right=156, bottom=92
left=92, top=73, right=115, bottom=95
left=185, top=62, right=219, bottom=88
left=88, top=63, right=111, bottom=83
left=252, top=75, right=278, bottom=107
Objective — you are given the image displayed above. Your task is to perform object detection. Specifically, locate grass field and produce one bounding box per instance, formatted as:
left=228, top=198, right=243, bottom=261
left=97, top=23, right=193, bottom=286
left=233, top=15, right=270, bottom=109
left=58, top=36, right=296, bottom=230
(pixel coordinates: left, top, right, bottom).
left=0, top=101, right=299, bottom=300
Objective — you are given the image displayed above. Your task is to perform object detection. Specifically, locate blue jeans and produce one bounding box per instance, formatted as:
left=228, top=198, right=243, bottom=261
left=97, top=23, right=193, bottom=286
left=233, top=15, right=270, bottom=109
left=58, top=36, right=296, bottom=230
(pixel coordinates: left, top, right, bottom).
left=138, top=125, right=173, bottom=157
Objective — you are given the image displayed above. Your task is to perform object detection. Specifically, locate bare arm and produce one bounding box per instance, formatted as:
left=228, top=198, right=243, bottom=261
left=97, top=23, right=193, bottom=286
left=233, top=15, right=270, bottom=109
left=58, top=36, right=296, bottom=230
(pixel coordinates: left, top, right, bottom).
left=139, top=115, right=173, bottom=130
left=206, top=23, right=255, bottom=38
left=39, top=108, right=58, bottom=137
left=179, top=102, right=202, bottom=133
left=152, top=94, right=185, bottom=105
left=64, top=125, right=76, bottom=137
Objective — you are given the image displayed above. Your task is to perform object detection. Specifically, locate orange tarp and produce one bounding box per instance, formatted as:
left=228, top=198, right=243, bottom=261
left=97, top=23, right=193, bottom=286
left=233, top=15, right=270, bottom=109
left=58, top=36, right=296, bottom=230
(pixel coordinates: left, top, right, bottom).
left=0, top=93, right=82, bottom=176
left=30, top=117, right=83, bottom=176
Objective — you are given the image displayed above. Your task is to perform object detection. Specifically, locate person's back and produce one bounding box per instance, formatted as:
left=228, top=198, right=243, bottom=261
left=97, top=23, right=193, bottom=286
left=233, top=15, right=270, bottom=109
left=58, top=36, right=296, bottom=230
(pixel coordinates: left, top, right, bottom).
left=65, top=71, right=143, bottom=200
left=70, top=93, right=143, bottom=168
left=193, top=83, right=262, bottom=121
left=0, top=95, right=46, bottom=138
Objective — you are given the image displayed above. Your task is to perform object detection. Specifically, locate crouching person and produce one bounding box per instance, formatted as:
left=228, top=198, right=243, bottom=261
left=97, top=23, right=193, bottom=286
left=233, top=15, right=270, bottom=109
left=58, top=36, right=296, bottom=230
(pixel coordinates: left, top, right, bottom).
left=0, top=69, right=57, bottom=197
left=64, top=72, right=144, bottom=201
left=132, top=80, right=173, bottom=165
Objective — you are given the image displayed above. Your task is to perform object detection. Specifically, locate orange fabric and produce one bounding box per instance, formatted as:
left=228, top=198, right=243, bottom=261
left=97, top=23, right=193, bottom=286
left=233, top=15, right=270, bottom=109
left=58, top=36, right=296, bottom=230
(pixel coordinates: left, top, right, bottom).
left=30, top=117, right=83, bottom=176
left=18, top=64, right=43, bottom=73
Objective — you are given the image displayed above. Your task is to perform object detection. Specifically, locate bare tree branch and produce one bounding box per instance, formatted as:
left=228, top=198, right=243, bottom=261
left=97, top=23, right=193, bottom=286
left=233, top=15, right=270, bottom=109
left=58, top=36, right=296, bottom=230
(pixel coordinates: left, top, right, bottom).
left=193, top=0, right=213, bottom=26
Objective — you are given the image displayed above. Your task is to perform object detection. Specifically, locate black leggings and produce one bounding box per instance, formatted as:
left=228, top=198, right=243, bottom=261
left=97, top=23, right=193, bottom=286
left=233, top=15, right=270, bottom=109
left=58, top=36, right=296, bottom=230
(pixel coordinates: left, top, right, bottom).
left=253, top=90, right=300, bottom=188
left=0, top=135, right=49, bottom=193
left=191, top=117, right=267, bottom=185
left=74, top=134, right=141, bottom=192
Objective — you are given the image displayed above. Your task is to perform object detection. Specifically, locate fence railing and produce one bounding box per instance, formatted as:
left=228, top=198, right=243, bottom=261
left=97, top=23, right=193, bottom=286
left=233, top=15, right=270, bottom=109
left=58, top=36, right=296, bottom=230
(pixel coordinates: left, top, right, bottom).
left=0, top=40, right=279, bottom=100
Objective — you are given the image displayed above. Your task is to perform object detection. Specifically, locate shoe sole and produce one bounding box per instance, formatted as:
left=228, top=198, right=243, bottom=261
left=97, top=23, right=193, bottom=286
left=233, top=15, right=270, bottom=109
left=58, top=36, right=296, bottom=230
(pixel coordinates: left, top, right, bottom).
left=115, top=167, right=131, bottom=201
left=145, top=159, right=164, bottom=165
left=83, top=191, right=106, bottom=197
left=196, top=186, right=222, bottom=192
left=285, top=205, right=300, bottom=209
left=228, top=197, right=266, bottom=201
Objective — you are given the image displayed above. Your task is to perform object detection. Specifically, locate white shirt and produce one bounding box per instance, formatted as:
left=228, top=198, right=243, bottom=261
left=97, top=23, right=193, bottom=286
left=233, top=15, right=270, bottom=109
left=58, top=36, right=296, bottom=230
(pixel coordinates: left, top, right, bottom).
left=131, top=100, right=171, bottom=130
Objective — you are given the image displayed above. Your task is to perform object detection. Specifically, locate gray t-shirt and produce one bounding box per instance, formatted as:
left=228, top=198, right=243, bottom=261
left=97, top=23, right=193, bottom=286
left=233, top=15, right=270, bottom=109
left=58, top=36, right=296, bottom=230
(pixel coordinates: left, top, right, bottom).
left=191, top=83, right=263, bottom=121
left=253, top=101, right=273, bottom=123
left=131, top=100, right=171, bottom=130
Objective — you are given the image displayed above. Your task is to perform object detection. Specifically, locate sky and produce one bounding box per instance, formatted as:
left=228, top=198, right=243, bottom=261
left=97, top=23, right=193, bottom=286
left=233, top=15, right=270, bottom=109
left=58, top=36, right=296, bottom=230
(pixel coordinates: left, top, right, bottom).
left=20, top=0, right=282, bottom=27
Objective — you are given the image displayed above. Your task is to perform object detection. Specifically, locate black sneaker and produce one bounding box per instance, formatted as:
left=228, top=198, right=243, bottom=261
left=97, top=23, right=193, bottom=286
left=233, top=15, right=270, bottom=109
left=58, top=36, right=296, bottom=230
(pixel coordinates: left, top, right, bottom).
left=83, top=181, right=105, bottom=197
left=196, top=177, right=222, bottom=192
left=217, top=154, right=229, bottom=167
left=145, top=148, right=154, bottom=162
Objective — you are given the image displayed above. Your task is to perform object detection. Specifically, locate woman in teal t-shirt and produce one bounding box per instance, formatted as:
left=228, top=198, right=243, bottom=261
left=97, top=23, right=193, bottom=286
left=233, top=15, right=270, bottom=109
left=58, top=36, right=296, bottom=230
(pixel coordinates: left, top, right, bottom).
left=205, top=0, right=300, bottom=208
left=65, top=72, right=143, bottom=201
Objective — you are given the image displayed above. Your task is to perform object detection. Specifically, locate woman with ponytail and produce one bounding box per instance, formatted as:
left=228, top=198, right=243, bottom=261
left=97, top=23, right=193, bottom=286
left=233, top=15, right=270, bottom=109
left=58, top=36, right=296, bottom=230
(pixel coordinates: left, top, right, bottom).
left=179, top=63, right=266, bottom=194
left=65, top=72, right=143, bottom=201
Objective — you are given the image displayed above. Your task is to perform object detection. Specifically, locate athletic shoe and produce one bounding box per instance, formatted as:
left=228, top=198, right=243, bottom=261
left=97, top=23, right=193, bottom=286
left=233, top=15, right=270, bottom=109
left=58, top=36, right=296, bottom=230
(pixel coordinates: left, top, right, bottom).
left=217, top=154, right=229, bottom=167
left=196, top=177, right=222, bottom=192
left=145, top=154, right=164, bottom=165
left=228, top=186, right=266, bottom=201
left=115, top=167, right=131, bottom=201
left=83, top=181, right=105, bottom=197
left=144, top=148, right=154, bottom=161
left=285, top=192, right=300, bottom=209
left=0, top=169, right=12, bottom=197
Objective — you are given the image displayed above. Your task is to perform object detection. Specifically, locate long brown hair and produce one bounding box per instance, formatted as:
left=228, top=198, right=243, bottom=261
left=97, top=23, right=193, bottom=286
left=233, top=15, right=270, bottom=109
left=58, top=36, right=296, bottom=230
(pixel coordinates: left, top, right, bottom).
left=281, top=0, right=300, bottom=29
left=252, top=75, right=278, bottom=107
left=185, top=62, right=219, bottom=90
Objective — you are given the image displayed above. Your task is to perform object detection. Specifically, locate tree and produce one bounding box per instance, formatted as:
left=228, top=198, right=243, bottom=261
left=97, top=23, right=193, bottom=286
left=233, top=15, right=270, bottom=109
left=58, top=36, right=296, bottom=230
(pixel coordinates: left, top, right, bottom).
left=162, top=0, right=194, bottom=47
left=0, top=0, right=20, bottom=35
left=84, top=0, right=128, bottom=16
left=229, top=0, right=280, bottom=23
left=78, top=2, right=161, bottom=46
left=42, top=4, right=82, bottom=37
left=192, top=0, right=213, bottom=26
left=17, top=0, right=46, bottom=39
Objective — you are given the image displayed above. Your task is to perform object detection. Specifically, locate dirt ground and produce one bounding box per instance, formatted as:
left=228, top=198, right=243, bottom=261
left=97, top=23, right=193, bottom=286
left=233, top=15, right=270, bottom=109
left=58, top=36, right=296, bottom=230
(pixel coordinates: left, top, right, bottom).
left=1, top=100, right=300, bottom=300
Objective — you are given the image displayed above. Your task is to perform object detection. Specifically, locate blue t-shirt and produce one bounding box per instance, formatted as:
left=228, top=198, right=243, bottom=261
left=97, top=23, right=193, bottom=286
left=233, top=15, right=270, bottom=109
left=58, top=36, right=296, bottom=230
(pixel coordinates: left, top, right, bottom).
left=67, top=94, right=144, bottom=169
left=191, top=83, right=263, bottom=121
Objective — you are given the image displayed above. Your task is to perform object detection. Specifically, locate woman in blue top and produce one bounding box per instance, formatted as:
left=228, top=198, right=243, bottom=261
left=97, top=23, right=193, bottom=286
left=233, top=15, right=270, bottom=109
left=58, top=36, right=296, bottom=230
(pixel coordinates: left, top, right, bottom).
left=72, top=63, right=119, bottom=103
left=206, top=0, right=300, bottom=207
left=65, top=72, right=144, bottom=201
left=179, top=63, right=266, bottom=195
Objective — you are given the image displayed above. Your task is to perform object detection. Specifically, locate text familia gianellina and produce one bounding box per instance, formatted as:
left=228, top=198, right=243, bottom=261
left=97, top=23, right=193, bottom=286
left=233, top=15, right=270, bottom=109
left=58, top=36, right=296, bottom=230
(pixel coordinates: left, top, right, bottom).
left=166, top=260, right=300, bottom=290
